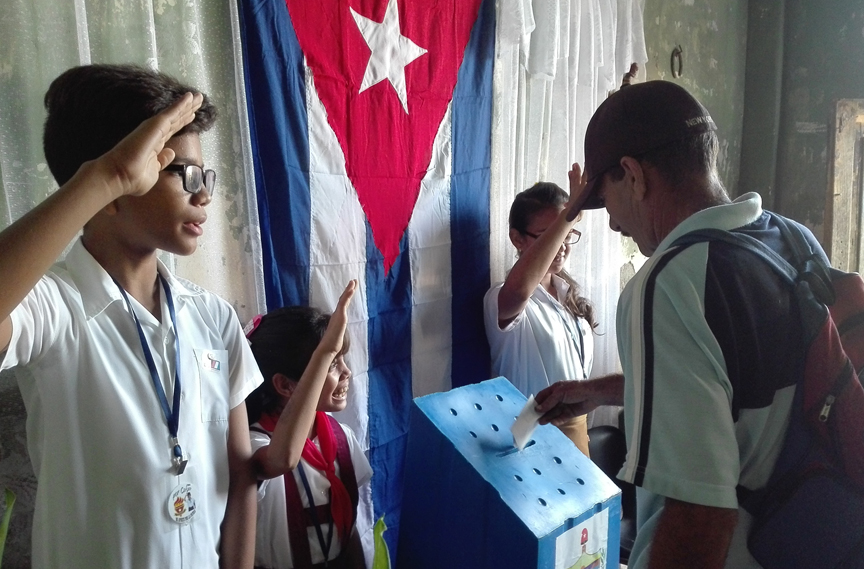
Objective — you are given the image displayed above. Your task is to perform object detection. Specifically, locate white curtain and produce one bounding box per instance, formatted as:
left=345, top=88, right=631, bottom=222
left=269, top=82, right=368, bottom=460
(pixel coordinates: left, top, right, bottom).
left=0, top=1, right=263, bottom=565
left=491, top=0, right=647, bottom=426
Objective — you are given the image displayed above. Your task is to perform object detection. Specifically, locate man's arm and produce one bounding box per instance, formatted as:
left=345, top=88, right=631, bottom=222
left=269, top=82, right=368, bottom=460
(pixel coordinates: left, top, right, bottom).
left=648, top=498, right=738, bottom=569
left=0, top=93, right=202, bottom=353
left=220, top=402, right=257, bottom=569
left=534, top=373, right=624, bottom=426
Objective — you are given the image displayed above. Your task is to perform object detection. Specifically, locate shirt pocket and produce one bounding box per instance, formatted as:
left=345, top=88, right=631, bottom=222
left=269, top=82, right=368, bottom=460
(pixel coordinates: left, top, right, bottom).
left=193, top=348, right=230, bottom=422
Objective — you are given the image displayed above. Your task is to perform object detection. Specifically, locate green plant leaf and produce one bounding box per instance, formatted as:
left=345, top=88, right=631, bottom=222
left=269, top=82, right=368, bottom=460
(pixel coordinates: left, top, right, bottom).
left=371, top=516, right=391, bottom=569
left=0, top=488, right=16, bottom=569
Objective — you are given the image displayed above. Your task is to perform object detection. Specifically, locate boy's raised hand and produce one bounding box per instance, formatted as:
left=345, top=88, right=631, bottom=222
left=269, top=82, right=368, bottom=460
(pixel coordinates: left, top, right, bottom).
left=319, top=280, right=357, bottom=357
left=98, top=92, right=203, bottom=198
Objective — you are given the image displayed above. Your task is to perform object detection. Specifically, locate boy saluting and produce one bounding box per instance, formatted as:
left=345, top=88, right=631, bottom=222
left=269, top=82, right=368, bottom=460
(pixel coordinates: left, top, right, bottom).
left=0, top=65, right=263, bottom=568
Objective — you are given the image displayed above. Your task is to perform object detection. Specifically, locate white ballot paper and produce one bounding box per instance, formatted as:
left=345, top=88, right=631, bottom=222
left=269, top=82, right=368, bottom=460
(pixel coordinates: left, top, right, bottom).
left=511, top=394, right=543, bottom=451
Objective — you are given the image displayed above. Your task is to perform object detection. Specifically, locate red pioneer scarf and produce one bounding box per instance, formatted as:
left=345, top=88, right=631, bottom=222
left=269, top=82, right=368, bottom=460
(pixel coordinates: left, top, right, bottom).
left=259, top=411, right=353, bottom=540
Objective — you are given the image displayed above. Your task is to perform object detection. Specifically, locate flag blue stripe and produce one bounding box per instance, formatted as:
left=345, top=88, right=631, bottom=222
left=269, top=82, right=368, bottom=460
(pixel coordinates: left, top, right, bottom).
left=238, top=0, right=311, bottom=309
left=368, top=0, right=495, bottom=554
left=365, top=226, right=413, bottom=556
left=450, top=0, right=495, bottom=389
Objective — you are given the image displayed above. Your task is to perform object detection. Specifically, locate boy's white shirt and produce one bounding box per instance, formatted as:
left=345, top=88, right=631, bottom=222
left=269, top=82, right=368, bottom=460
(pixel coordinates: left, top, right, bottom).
left=250, top=421, right=373, bottom=568
left=1, top=238, right=262, bottom=569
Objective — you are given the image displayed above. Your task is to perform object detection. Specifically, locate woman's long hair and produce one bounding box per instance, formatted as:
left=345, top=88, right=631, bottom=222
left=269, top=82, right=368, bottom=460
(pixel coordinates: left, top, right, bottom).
left=509, top=182, right=598, bottom=331
left=245, top=306, right=350, bottom=424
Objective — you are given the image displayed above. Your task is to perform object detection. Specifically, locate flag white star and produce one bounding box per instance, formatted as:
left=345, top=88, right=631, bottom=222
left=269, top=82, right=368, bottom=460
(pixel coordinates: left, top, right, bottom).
left=351, top=0, right=427, bottom=114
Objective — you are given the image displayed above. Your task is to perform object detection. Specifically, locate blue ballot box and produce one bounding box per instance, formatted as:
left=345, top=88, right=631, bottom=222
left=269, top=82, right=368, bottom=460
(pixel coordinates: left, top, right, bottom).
left=397, top=377, right=622, bottom=569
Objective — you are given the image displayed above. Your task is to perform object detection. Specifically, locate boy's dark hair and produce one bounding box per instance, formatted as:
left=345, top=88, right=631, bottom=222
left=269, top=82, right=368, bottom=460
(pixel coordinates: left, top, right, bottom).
left=509, top=182, right=597, bottom=331
left=246, top=306, right=350, bottom=423
left=43, top=63, right=218, bottom=186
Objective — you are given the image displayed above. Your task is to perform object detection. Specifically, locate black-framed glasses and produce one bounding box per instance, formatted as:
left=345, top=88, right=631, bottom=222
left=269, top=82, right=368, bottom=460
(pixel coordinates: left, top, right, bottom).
left=164, top=164, right=217, bottom=197
left=524, top=228, right=582, bottom=245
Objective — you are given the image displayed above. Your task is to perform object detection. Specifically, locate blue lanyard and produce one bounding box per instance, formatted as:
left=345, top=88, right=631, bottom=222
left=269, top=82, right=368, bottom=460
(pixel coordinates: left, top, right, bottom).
left=114, top=274, right=186, bottom=474
left=548, top=289, right=587, bottom=379
left=571, top=315, right=586, bottom=377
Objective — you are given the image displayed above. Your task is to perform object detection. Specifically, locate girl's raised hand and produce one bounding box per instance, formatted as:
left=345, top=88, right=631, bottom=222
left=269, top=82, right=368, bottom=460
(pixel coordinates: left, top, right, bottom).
left=564, top=162, right=590, bottom=221
left=319, top=280, right=357, bottom=357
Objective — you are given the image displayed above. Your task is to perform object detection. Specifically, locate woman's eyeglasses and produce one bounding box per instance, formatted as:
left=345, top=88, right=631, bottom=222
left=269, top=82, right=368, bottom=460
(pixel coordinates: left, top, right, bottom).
left=164, top=164, right=217, bottom=197
left=523, top=229, right=582, bottom=245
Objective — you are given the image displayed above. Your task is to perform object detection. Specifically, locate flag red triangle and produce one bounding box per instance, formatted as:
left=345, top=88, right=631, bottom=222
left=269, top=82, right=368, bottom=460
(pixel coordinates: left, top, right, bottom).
left=284, top=0, right=483, bottom=272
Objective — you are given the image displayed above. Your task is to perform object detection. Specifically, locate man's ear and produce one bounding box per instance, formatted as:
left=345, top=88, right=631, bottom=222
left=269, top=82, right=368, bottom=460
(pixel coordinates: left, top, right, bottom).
left=272, top=373, right=298, bottom=400
left=509, top=227, right=527, bottom=254
left=619, top=156, right=648, bottom=201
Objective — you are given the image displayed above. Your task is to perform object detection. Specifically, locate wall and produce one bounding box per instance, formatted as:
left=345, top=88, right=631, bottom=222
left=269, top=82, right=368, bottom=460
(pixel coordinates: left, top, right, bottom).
left=617, top=0, right=749, bottom=282
left=0, top=373, right=31, bottom=569
left=773, top=0, right=864, bottom=243
left=642, top=0, right=750, bottom=193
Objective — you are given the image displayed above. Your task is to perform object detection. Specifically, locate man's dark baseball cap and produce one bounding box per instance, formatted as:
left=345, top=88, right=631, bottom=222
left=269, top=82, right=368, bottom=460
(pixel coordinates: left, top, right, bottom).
left=580, top=80, right=716, bottom=210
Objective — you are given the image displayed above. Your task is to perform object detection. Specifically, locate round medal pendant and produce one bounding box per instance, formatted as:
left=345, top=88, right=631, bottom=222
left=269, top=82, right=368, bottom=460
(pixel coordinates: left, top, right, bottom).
left=168, top=482, right=198, bottom=525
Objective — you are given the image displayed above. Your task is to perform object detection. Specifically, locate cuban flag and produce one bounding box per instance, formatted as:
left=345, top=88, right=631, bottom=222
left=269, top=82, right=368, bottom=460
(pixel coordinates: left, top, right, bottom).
left=238, top=0, right=494, bottom=555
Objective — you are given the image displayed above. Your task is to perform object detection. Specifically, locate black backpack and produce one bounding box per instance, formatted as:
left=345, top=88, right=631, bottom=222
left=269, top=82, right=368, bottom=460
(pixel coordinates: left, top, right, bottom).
left=670, top=213, right=864, bottom=569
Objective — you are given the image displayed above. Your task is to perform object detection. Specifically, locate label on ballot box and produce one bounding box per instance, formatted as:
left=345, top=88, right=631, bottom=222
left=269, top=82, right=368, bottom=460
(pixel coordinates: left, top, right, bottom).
left=556, top=516, right=609, bottom=569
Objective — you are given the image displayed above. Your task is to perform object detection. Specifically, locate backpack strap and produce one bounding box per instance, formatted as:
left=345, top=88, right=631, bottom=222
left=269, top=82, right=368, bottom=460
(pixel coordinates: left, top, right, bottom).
left=673, top=213, right=836, bottom=305
left=283, top=461, right=315, bottom=568
left=671, top=227, right=799, bottom=286
left=252, top=424, right=318, bottom=567
left=326, top=415, right=360, bottom=527
left=672, top=219, right=835, bottom=334
left=769, top=213, right=836, bottom=305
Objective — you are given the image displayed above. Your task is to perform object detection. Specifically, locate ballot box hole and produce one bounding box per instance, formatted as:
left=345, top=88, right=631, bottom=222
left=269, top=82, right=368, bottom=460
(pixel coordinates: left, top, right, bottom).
left=496, top=395, right=504, bottom=401
left=514, top=475, right=523, bottom=482
left=491, top=424, right=499, bottom=431
left=553, top=457, right=562, bottom=464
left=469, top=431, right=477, bottom=438
left=533, top=468, right=542, bottom=475
left=450, top=408, right=458, bottom=416
left=557, top=488, right=566, bottom=495
left=538, top=498, right=547, bottom=506
left=474, top=403, right=483, bottom=410
left=576, top=478, right=585, bottom=485
left=497, top=440, right=536, bottom=457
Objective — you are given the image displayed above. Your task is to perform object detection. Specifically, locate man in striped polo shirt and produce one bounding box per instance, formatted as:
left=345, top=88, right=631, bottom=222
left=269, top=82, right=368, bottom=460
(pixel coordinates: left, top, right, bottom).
left=535, top=80, right=827, bottom=569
